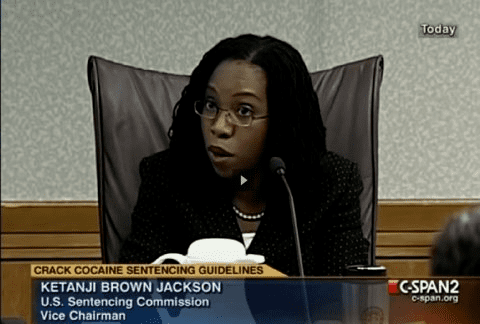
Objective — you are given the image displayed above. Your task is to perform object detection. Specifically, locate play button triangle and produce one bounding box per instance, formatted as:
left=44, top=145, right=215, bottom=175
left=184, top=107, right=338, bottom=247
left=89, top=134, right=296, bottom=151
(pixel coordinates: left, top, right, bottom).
left=241, top=175, right=247, bottom=186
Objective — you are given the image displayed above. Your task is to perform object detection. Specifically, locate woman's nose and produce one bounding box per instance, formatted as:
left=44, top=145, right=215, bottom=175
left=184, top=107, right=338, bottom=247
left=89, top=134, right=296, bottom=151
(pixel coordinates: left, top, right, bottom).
left=210, top=110, right=234, bottom=136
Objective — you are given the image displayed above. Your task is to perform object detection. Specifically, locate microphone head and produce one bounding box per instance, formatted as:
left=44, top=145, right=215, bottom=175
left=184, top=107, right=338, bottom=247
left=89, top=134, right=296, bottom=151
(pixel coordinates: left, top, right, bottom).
left=269, top=157, right=286, bottom=175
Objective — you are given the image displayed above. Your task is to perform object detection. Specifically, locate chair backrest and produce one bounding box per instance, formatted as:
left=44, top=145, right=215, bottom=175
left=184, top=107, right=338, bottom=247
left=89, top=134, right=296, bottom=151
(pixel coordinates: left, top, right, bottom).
left=88, top=55, right=383, bottom=264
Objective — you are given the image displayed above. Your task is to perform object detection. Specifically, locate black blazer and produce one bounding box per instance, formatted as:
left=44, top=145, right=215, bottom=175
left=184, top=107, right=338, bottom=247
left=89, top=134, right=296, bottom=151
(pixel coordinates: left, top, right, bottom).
left=119, top=150, right=368, bottom=276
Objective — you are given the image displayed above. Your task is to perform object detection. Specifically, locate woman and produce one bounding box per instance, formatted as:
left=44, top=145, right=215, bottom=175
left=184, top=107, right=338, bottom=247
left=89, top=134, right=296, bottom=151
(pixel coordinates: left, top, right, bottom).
left=119, top=34, right=368, bottom=276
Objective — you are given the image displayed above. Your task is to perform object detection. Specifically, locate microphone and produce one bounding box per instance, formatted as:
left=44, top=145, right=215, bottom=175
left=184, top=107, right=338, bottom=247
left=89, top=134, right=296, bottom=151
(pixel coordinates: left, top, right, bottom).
left=269, top=157, right=286, bottom=176
left=269, top=157, right=304, bottom=277
left=270, top=157, right=312, bottom=324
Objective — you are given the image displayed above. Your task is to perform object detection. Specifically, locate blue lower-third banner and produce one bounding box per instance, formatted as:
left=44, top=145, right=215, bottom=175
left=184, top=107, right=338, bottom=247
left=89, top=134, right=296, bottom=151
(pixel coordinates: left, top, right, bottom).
left=32, top=278, right=389, bottom=323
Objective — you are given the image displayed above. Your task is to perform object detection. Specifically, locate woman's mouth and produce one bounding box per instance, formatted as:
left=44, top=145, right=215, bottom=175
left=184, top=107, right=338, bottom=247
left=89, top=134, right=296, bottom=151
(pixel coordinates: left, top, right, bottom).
left=208, top=146, right=234, bottom=157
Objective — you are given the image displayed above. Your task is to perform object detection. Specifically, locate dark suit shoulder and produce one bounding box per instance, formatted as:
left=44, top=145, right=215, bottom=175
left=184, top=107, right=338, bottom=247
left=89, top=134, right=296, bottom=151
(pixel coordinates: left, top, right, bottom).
left=313, top=151, right=363, bottom=233
left=319, top=151, right=362, bottom=192
left=140, top=149, right=172, bottom=168
left=322, top=151, right=359, bottom=174
left=137, top=149, right=173, bottom=178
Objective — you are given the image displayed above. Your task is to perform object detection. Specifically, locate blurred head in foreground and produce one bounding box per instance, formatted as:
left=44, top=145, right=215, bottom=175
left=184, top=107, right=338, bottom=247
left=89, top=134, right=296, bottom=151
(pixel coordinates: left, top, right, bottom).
left=431, top=206, right=480, bottom=276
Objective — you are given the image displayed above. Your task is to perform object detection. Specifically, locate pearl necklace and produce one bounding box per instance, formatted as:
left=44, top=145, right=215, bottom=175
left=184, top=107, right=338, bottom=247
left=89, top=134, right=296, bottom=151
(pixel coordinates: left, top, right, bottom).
left=232, top=205, right=264, bottom=220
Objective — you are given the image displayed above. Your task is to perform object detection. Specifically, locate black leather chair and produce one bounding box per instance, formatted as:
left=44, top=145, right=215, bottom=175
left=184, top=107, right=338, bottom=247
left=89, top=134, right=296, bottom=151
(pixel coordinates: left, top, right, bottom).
left=88, top=55, right=384, bottom=267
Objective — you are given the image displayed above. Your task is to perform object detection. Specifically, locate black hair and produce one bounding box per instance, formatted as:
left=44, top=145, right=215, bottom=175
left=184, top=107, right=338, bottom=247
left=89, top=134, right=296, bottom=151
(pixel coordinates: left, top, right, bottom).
left=431, top=206, right=480, bottom=275
left=167, top=34, right=327, bottom=202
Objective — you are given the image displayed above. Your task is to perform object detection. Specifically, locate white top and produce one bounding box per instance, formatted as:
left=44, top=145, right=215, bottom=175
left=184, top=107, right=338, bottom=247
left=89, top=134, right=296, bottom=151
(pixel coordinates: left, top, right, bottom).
left=242, top=232, right=256, bottom=249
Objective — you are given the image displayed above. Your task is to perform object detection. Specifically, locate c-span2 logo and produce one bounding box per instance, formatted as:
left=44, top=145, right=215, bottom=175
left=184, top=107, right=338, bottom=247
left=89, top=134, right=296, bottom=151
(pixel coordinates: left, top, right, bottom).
left=388, top=279, right=459, bottom=304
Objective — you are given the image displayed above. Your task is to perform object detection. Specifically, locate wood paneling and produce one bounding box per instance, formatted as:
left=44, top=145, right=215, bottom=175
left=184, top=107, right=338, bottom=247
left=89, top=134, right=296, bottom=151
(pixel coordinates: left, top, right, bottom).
left=1, top=201, right=99, bottom=233
left=1, top=263, right=31, bottom=323
left=3, top=199, right=478, bottom=233
left=1, top=248, right=102, bottom=259
left=1, top=202, right=102, bottom=322
left=1, top=199, right=479, bottom=323
left=376, top=232, right=438, bottom=246
left=375, top=200, right=479, bottom=276
left=377, top=259, right=430, bottom=277
left=1, top=261, right=102, bottom=324
left=377, top=199, right=479, bottom=231
left=2, top=233, right=100, bottom=248
left=377, top=247, right=431, bottom=258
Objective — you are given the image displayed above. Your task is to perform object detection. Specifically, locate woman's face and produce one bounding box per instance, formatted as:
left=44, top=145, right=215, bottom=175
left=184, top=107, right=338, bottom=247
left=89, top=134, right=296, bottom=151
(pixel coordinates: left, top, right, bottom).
left=201, top=59, right=269, bottom=180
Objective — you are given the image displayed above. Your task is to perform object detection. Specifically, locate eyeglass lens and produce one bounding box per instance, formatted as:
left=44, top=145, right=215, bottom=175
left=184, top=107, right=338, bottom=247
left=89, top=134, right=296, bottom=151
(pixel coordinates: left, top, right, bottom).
left=195, top=101, right=251, bottom=126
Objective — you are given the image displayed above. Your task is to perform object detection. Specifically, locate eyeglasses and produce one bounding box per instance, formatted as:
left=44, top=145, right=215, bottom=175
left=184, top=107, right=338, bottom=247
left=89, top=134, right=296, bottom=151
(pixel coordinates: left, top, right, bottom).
left=194, top=100, right=268, bottom=127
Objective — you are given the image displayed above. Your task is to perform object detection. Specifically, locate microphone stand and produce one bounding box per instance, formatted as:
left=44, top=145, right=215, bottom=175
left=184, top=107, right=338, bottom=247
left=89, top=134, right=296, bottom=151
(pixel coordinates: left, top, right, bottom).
left=274, top=164, right=312, bottom=324
left=278, top=174, right=305, bottom=278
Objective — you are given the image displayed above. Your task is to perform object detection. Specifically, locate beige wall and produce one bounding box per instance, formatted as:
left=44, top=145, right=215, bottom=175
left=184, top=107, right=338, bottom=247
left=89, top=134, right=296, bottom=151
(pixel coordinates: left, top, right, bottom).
left=2, top=0, right=479, bottom=200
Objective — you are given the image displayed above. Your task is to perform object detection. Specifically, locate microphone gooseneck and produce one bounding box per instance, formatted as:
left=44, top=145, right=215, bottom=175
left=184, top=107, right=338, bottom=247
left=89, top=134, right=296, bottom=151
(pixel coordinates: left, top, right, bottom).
left=269, top=157, right=304, bottom=277
left=270, top=157, right=312, bottom=324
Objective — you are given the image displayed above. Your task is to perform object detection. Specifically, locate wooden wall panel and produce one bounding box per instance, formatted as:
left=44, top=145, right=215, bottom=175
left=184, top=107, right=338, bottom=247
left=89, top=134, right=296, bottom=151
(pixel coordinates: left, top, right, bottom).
left=1, top=202, right=102, bottom=322
left=377, top=247, right=431, bottom=258
left=3, top=200, right=478, bottom=234
left=1, top=261, right=102, bottom=324
left=374, top=200, right=479, bottom=277
left=377, top=200, right=478, bottom=231
left=2, top=233, right=101, bottom=248
left=377, top=259, right=430, bottom=277
left=376, top=232, right=438, bottom=246
left=1, top=199, right=479, bottom=323
left=1, top=202, right=99, bottom=233
left=1, top=248, right=102, bottom=259
left=1, top=263, right=31, bottom=323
